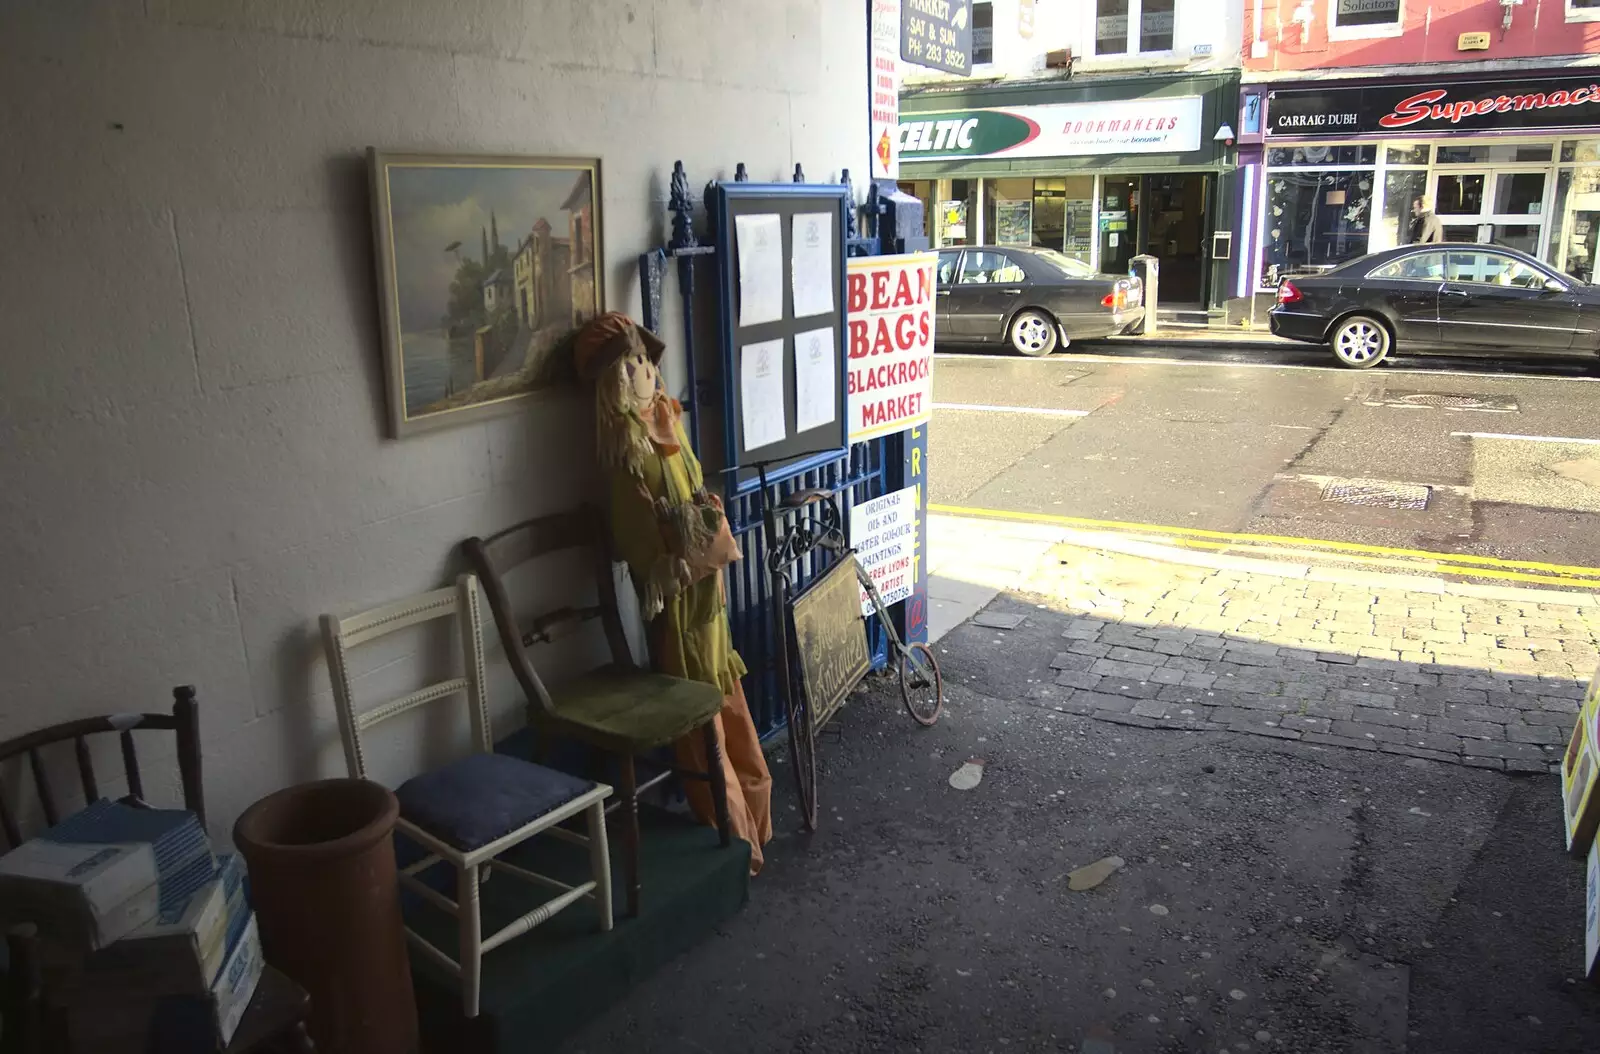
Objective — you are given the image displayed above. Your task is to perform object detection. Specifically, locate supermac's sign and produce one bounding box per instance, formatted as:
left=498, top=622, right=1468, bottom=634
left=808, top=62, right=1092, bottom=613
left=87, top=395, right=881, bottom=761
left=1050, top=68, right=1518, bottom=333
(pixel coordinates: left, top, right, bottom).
left=900, top=96, right=1204, bottom=161
left=1269, top=75, right=1600, bottom=136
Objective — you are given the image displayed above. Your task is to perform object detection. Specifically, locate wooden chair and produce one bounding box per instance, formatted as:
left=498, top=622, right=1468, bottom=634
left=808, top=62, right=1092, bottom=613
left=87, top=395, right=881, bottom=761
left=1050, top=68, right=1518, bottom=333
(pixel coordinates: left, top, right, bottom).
left=463, top=506, right=732, bottom=920
left=320, top=573, right=614, bottom=1018
left=0, top=689, right=315, bottom=1053
left=0, top=686, right=203, bottom=849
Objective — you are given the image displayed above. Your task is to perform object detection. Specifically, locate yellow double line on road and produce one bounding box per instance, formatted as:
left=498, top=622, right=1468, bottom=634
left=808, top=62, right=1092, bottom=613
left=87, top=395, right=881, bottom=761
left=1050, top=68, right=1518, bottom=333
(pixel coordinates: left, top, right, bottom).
left=930, top=503, right=1600, bottom=591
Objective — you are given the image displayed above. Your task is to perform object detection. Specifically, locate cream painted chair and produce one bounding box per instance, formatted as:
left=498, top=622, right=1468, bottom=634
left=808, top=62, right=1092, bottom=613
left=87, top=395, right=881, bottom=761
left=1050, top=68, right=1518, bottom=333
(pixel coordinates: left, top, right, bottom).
left=320, top=574, right=613, bottom=1018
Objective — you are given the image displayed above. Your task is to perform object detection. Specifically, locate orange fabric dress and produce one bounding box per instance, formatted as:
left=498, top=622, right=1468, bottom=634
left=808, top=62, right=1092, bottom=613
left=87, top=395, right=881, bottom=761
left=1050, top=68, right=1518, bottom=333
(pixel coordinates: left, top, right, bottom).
left=606, top=409, right=773, bottom=875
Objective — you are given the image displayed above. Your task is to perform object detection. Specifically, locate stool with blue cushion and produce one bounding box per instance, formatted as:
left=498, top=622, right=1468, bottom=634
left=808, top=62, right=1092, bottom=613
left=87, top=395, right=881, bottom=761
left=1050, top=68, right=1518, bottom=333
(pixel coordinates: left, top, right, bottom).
left=321, top=575, right=613, bottom=1019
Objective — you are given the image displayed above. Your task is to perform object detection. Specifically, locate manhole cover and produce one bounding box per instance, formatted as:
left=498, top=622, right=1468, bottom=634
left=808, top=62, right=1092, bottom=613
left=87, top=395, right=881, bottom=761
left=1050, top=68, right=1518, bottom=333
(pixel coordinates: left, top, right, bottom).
left=1320, top=479, right=1431, bottom=510
left=1370, top=390, right=1519, bottom=412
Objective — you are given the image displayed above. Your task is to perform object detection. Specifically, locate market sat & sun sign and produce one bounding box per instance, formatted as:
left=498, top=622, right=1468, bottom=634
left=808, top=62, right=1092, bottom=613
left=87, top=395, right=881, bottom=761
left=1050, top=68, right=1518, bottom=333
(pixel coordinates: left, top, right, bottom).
left=846, top=252, right=937, bottom=442
left=899, top=97, right=1204, bottom=161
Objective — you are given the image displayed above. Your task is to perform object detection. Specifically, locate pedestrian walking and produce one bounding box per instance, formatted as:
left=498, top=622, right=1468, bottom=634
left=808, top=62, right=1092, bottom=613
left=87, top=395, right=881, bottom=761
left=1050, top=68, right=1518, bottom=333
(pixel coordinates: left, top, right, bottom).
left=1410, top=196, right=1443, bottom=244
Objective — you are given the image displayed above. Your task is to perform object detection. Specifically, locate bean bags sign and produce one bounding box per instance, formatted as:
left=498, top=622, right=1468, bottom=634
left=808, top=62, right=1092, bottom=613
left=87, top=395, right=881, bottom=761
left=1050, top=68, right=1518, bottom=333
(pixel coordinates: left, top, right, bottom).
left=846, top=252, right=937, bottom=442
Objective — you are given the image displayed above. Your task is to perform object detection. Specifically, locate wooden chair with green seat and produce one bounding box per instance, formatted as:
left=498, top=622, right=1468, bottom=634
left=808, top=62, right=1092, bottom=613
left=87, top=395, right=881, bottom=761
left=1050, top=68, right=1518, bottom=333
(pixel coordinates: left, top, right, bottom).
left=463, top=506, right=731, bottom=918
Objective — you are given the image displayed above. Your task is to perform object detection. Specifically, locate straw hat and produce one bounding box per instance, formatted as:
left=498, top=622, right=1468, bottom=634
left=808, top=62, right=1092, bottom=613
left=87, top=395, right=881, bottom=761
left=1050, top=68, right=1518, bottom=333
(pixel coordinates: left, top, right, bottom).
left=573, top=312, right=666, bottom=381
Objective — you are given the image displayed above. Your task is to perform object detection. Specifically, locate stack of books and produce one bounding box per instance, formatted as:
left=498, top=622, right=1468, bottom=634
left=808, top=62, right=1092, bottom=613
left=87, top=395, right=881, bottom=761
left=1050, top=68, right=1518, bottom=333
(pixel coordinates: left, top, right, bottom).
left=0, top=800, right=263, bottom=1053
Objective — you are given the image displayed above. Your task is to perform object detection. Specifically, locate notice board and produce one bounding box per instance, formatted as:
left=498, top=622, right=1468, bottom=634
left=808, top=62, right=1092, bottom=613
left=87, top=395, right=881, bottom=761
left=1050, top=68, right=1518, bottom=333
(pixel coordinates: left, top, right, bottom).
left=711, top=181, right=851, bottom=493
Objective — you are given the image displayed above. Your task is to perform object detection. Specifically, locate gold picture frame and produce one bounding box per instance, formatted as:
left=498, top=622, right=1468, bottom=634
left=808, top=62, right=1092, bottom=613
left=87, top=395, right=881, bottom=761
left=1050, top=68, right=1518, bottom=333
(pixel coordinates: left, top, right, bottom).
left=368, top=150, right=604, bottom=437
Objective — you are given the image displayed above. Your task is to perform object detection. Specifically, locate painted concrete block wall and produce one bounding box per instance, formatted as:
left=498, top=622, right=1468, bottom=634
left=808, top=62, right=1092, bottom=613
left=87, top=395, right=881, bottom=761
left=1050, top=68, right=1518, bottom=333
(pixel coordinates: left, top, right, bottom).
left=0, top=1, right=867, bottom=838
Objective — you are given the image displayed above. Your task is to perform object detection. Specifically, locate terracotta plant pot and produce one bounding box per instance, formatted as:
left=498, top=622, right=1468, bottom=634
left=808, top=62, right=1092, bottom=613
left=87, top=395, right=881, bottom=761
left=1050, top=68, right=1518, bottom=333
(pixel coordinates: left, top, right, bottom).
left=234, top=778, right=419, bottom=1054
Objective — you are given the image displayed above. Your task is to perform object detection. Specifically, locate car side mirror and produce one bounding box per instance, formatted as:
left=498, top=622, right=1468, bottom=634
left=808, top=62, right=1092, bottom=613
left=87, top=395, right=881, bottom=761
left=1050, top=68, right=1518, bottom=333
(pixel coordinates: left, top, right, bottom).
left=1545, top=278, right=1568, bottom=293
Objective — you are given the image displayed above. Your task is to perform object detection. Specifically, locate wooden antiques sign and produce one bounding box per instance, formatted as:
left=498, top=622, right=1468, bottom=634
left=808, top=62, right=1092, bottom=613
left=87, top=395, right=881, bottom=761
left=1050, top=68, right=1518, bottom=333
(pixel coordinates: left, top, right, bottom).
left=846, top=252, right=937, bottom=442
left=790, top=555, right=871, bottom=729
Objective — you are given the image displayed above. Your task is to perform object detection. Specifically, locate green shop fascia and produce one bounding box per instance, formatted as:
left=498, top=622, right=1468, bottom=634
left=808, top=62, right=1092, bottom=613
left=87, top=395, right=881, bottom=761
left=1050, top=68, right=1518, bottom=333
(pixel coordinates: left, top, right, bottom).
left=899, top=70, right=1242, bottom=315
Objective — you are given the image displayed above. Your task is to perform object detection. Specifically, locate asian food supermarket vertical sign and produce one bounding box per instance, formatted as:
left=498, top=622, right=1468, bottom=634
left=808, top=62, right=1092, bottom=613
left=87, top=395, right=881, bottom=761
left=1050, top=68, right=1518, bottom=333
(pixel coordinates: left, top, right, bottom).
left=846, top=251, right=937, bottom=442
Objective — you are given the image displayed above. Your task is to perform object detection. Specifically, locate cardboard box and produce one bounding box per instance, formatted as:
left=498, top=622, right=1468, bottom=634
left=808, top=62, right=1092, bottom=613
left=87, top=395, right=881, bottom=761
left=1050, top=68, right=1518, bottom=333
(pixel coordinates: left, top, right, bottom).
left=85, top=852, right=250, bottom=996
left=69, top=912, right=264, bottom=1054
left=0, top=801, right=212, bottom=953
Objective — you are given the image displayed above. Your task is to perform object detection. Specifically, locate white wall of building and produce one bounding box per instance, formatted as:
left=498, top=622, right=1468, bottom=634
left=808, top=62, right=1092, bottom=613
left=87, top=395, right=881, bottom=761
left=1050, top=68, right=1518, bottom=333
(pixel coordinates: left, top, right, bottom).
left=904, top=0, right=1243, bottom=85
left=0, top=1, right=867, bottom=839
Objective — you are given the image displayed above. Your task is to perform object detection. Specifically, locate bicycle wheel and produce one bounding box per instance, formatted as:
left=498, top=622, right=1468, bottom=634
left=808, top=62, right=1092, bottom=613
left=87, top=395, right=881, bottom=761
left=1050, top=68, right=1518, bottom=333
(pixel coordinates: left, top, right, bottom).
left=785, top=692, right=819, bottom=831
left=899, top=642, right=943, bottom=726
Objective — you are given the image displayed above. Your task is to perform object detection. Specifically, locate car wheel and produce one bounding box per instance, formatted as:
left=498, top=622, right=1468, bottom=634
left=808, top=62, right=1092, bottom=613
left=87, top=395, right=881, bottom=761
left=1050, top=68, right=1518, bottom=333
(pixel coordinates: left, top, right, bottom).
left=1009, top=310, right=1059, bottom=357
left=1329, top=314, right=1390, bottom=369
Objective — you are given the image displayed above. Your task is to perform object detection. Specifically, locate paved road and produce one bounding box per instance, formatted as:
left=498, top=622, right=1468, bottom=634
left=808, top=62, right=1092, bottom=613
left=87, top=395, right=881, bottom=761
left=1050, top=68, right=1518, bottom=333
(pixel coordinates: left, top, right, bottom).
left=930, top=341, right=1600, bottom=572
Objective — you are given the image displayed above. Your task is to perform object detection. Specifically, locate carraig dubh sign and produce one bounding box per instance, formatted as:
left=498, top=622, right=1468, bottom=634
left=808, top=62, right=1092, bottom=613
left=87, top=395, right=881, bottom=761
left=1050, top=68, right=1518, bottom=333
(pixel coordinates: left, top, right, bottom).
left=1269, top=74, right=1600, bottom=136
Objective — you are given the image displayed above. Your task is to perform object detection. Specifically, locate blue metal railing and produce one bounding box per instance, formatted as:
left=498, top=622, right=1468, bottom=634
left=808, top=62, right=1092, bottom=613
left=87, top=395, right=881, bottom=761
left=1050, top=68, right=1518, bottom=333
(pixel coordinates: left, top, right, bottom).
left=724, top=442, right=889, bottom=737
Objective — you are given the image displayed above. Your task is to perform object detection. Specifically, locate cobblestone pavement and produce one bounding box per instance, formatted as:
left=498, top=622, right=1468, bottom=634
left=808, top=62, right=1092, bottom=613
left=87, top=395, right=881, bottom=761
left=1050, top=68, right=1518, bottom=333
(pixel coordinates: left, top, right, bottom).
left=936, top=516, right=1600, bottom=774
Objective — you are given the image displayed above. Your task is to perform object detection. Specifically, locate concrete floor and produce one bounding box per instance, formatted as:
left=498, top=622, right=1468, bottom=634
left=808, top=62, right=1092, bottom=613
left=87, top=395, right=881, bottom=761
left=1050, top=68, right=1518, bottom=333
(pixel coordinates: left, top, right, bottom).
left=929, top=342, right=1600, bottom=569
left=565, top=596, right=1600, bottom=1053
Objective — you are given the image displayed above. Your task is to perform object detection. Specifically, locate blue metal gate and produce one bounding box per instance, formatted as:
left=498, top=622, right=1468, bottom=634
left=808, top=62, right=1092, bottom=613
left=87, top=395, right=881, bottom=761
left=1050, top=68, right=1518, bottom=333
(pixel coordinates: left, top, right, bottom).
left=639, top=162, right=894, bottom=739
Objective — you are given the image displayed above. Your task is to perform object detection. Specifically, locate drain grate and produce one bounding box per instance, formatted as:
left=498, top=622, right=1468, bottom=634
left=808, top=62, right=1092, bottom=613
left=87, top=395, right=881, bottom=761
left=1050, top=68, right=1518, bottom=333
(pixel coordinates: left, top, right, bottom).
left=1370, top=389, right=1519, bottom=412
left=1320, top=478, right=1432, bottom=510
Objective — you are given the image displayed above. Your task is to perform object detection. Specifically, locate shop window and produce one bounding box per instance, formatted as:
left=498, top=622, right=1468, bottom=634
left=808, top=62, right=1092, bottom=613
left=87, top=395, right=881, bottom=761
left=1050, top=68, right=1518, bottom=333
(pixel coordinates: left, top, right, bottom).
left=1380, top=170, right=1428, bottom=250
left=1435, top=174, right=1485, bottom=216
left=1384, top=144, right=1431, bottom=166
left=1551, top=167, right=1600, bottom=282
left=1030, top=177, right=1096, bottom=264
left=1329, top=0, right=1402, bottom=38
left=1568, top=0, right=1600, bottom=22
left=1093, top=0, right=1174, bottom=56
left=1265, top=144, right=1377, bottom=166
left=1562, top=139, right=1600, bottom=163
left=936, top=179, right=979, bottom=247
left=1436, top=143, right=1552, bottom=164
left=1260, top=171, right=1373, bottom=286
left=973, top=1, right=994, bottom=63
left=984, top=177, right=1035, bottom=247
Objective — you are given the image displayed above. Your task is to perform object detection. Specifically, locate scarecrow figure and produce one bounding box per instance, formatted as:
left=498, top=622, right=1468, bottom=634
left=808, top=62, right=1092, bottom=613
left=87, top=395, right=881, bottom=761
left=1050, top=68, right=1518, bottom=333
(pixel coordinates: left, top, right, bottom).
left=574, top=312, right=773, bottom=873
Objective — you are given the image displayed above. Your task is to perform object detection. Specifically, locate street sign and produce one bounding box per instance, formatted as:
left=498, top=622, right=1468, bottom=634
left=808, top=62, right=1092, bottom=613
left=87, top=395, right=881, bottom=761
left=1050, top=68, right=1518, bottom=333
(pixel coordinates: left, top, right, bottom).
left=902, top=0, right=974, bottom=76
left=871, top=0, right=901, bottom=178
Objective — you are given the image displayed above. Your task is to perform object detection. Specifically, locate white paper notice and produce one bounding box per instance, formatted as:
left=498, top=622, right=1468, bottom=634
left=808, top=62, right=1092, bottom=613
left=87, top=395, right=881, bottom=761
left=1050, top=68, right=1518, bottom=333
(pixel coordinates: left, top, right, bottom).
left=740, top=338, right=786, bottom=452
left=735, top=213, right=784, bottom=327
left=791, top=212, right=835, bottom=318
left=794, top=327, right=836, bottom=433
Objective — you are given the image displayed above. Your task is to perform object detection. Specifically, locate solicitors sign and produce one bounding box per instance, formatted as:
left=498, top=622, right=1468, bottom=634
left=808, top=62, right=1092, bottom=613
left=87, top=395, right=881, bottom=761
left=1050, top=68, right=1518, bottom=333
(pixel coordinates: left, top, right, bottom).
left=1268, top=74, right=1600, bottom=136
left=899, top=96, right=1204, bottom=161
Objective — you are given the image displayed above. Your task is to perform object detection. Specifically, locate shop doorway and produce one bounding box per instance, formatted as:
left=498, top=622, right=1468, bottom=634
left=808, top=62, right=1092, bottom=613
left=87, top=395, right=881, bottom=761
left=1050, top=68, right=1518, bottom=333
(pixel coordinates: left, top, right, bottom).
left=1140, top=174, right=1209, bottom=304
left=1430, top=165, right=1549, bottom=256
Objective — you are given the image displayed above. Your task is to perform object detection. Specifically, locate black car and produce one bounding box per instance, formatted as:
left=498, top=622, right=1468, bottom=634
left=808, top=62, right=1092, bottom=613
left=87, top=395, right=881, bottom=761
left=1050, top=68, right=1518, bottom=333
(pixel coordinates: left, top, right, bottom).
left=935, top=245, right=1145, bottom=356
left=1270, top=243, right=1600, bottom=369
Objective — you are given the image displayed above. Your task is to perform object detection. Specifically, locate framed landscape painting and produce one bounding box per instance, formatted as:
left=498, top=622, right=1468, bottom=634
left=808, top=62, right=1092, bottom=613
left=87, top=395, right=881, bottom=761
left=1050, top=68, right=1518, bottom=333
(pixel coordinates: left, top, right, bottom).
left=369, top=151, right=603, bottom=437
